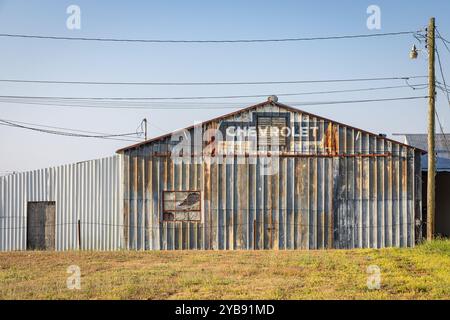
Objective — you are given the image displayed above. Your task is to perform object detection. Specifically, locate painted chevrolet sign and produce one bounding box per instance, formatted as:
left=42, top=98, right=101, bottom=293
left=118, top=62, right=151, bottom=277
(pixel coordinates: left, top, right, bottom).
left=217, top=112, right=329, bottom=152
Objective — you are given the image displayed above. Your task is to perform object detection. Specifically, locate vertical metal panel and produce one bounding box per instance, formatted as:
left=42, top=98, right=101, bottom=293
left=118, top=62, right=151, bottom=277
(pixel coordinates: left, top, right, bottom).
left=122, top=103, right=422, bottom=250
left=0, top=156, right=123, bottom=251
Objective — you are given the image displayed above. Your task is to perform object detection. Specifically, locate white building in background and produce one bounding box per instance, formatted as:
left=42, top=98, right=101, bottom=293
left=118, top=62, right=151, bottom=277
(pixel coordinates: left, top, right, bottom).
left=395, top=133, right=450, bottom=160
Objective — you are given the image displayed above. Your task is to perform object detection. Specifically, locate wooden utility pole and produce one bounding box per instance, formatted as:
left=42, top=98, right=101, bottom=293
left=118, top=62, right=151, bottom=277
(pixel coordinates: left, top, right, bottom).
left=427, top=17, right=436, bottom=241
left=143, top=118, right=148, bottom=140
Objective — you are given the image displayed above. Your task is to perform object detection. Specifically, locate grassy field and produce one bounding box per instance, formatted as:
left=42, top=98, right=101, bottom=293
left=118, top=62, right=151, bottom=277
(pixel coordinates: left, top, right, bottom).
left=0, top=240, right=449, bottom=300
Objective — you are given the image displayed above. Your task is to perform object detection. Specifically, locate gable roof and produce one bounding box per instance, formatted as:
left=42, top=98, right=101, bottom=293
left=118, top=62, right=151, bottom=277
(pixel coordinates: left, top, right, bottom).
left=116, top=101, right=426, bottom=153
left=421, top=155, right=450, bottom=172
left=393, top=133, right=450, bottom=159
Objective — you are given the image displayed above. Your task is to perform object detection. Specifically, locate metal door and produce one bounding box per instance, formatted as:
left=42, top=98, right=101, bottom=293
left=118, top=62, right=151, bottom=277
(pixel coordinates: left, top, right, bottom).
left=27, top=201, right=56, bottom=250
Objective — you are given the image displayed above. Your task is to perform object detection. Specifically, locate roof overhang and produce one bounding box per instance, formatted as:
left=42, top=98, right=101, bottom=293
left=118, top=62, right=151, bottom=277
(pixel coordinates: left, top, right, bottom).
left=421, top=155, right=450, bottom=172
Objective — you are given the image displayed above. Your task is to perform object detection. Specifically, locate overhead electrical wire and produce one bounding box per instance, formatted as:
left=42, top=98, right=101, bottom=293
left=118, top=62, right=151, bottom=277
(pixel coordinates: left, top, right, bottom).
left=0, top=24, right=439, bottom=161
left=0, top=96, right=428, bottom=110
left=435, top=110, right=450, bottom=154
left=0, top=76, right=427, bottom=86
left=434, top=42, right=450, bottom=153
left=0, top=28, right=434, bottom=143
left=437, top=36, right=450, bottom=56
left=436, top=58, right=450, bottom=109
left=0, top=118, right=145, bottom=141
left=0, top=84, right=428, bottom=102
left=289, top=96, right=428, bottom=107
left=437, top=81, right=450, bottom=92
left=417, top=26, right=450, bottom=154
left=436, top=33, right=450, bottom=107
left=0, top=30, right=419, bottom=44
left=0, top=121, right=143, bottom=140
left=437, top=28, right=450, bottom=48
left=0, top=123, right=142, bottom=143
left=0, top=118, right=144, bottom=142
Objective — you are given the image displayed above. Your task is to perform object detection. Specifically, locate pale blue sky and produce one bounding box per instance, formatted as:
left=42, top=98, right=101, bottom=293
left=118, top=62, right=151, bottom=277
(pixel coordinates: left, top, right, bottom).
left=1, top=0, right=450, bottom=172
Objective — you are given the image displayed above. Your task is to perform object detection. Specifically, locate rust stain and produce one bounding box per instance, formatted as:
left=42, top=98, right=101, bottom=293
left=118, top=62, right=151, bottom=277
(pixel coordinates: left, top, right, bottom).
left=324, top=123, right=339, bottom=155
left=402, top=152, right=408, bottom=187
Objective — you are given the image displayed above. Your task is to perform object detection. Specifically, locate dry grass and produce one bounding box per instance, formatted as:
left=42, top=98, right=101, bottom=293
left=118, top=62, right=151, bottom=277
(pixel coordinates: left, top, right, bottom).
left=0, top=240, right=449, bottom=300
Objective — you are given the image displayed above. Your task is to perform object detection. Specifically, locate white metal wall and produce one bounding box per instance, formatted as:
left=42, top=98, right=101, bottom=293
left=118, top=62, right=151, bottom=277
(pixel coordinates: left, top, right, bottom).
left=0, top=156, right=123, bottom=251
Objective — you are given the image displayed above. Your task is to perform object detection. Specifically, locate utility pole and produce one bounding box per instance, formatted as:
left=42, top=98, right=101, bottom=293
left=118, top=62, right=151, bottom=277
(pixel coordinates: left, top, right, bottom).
left=143, top=118, right=148, bottom=140
left=427, top=17, right=436, bottom=241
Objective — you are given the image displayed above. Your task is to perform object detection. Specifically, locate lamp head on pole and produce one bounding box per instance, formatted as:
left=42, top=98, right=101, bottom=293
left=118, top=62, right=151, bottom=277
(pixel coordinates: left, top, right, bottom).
left=410, top=44, right=419, bottom=59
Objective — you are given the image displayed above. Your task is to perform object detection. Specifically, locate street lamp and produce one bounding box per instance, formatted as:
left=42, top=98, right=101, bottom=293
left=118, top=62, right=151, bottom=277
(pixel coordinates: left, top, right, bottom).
left=410, top=44, right=419, bottom=59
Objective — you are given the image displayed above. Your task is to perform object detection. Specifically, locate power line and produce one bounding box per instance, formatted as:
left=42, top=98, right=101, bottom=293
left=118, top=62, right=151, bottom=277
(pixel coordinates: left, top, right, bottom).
left=435, top=111, right=450, bottom=154
left=0, top=118, right=144, bottom=142
left=434, top=44, right=450, bottom=153
left=0, top=96, right=428, bottom=110
left=0, top=121, right=143, bottom=140
left=0, top=122, right=143, bottom=141
left=289, top=96, right=428, bottom=107
left=437, top=81, right=450, bottom=92
left=436, top=51, right=450, bottom=109
left=0, top=30, right=419, bottom=44
left=0, top=118, right=145, bottom=141
left=0, top=84, right=427, bottom=101
left=437, top=28, right=450, bottom=47
left=436, top=41, right=450, bottom=106
left=0, top=118, right=129, bottom=136
left=0, top=75, right=427, bottom=86
left=437, top=33, right=450, bottom=55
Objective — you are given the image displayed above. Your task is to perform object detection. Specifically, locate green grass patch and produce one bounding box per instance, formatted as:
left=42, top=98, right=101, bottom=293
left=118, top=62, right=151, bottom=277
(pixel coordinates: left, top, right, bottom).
left=0, top=241, right=449, bottom=300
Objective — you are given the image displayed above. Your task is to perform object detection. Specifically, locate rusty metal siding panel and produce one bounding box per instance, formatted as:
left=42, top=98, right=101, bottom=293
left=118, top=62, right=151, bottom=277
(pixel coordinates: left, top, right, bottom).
left=369, top=136, right=376, bottom=248
left=122, top=103, right=421, bottom=250
left=384, top=141, right=391, bottom=246
left=0, top=156, right=123, bottom=251
left=377, top=139, right=385, bottom=248
left=414, top=150, right=423, bottom=243
left=123, top=154, right=421, bottom=250
left=384, top=141, right=391, bottom=247
left=123, top=153, right=130, bottom=249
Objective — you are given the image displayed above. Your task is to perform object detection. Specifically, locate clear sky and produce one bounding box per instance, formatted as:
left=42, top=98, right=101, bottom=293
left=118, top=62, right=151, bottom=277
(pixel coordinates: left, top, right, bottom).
left=1, top=0, right=450, bottom=172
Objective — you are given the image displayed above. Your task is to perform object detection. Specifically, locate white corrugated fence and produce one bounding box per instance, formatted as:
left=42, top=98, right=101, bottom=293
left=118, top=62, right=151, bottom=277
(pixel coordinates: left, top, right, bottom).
left=0, top=156, right=123, bottom=251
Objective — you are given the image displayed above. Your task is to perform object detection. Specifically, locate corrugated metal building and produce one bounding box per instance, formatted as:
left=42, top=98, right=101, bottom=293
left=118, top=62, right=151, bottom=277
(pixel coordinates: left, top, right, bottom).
left=117, top=100, right=424, bottom=250
left=0, top=156, right=123, bottom=251
left=0, top=101, right=425, bottom=251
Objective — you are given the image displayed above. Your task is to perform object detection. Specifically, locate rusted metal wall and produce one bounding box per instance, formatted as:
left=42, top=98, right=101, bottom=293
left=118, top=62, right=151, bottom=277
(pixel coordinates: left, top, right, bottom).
left=0, top=156, right=123, bottom=251
left=121, top=103, right=422, bottom=250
